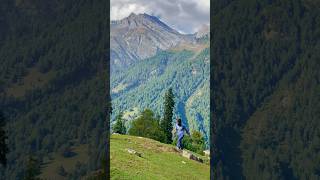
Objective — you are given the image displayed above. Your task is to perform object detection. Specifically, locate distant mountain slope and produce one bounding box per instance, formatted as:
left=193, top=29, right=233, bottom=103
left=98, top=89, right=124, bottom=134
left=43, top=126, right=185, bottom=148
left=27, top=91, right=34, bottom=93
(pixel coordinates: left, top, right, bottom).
left=110, top=134, right=209, bottom=180
left=110, top=13, right=196, bottom=71
left=111, top=46, right=210, bottom=144
left=240, top=55, right=320, bottom=179
left=211, top=0, right=320, bottom=179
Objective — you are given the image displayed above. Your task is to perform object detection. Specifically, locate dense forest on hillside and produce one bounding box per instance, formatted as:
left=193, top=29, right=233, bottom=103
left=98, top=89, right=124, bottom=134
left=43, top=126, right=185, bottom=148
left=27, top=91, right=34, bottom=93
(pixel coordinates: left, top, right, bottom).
left=111, top=47, right=210, bottom=144
left=211, top=0, right=320, bottom=179
left=0, top=0, right=108, bottom=179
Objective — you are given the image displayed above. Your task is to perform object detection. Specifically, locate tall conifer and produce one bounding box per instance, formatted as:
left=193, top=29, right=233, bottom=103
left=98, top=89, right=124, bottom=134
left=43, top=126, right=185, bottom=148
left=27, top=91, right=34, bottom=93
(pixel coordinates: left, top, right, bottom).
left=161, top=88, right=175, bottom=143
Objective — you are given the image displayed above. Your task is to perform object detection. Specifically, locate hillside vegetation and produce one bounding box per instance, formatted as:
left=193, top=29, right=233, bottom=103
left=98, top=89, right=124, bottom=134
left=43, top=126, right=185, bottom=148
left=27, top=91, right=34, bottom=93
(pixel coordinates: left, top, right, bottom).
left=0, top=0, right=108, bottom=178
left=211, top=0, right=320, bottom=179
left=39, top=144, right=89, bottom=179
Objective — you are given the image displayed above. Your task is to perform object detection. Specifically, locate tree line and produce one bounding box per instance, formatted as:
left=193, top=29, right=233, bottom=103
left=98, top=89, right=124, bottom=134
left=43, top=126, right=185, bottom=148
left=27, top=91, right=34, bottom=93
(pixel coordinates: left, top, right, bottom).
left=112, top=88, right=206, bottom=155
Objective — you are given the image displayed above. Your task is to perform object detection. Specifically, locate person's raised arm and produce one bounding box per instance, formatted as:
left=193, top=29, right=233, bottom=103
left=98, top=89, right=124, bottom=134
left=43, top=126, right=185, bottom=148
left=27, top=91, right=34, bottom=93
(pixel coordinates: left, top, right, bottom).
left=184, top=125, right=190, bottom=136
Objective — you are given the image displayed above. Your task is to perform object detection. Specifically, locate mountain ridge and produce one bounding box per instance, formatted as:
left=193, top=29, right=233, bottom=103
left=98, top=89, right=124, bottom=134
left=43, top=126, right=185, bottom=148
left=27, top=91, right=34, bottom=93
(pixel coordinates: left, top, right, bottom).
left=111, top=13, right=180, bottom=35
left=110, top=13, right=208, bottom=71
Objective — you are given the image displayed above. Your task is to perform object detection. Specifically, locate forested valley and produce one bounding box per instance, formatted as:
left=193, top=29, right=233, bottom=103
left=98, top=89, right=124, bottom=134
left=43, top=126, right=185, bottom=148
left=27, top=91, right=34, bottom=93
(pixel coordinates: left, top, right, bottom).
left=211, top=0, right=320, bottom=179
left=0, top=0, right=108, bottom=179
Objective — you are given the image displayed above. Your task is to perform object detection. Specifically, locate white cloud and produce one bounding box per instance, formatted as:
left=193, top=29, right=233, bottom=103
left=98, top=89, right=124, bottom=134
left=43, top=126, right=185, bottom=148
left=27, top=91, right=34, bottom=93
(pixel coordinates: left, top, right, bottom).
left=110, top=0, right=210, bottom=34
left=111, top=2, right=147, bottom=20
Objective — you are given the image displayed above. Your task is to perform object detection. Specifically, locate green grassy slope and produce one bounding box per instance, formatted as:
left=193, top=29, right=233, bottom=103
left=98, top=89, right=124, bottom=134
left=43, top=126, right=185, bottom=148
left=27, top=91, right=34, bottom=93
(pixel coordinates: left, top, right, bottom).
left=110, top=134, right=210, bottom=180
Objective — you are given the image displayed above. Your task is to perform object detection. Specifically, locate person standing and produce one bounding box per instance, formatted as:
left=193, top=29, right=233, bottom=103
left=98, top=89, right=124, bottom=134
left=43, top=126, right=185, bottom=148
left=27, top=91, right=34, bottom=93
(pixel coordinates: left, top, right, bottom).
left=175, top=118, right=190, bottom=150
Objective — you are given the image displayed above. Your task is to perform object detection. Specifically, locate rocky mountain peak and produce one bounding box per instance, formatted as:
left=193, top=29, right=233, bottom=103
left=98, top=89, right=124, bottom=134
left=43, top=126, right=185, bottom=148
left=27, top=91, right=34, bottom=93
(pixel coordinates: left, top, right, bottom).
left=111, top=13, right=194, bottom=71
left=195, top=24, right=210, bottom=38
left=112, top=13, right=178, bottom=34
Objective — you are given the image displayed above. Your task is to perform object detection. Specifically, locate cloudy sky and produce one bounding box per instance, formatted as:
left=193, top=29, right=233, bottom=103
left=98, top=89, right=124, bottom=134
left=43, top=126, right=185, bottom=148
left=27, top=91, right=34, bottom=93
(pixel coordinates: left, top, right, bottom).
left=111, top=0, right=210, bottom=34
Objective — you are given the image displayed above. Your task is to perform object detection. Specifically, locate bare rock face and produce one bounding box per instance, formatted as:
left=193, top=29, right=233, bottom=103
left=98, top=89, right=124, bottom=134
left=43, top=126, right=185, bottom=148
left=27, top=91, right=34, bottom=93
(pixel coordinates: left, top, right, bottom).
left=110, top=13, right=195, bottom=71
left=195, top=24, right=210, bottom=39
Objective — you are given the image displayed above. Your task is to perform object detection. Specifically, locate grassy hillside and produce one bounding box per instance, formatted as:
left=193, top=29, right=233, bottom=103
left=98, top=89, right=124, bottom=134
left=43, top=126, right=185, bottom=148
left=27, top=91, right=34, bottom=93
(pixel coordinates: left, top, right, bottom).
left=110, top=134, right=209, bottom=180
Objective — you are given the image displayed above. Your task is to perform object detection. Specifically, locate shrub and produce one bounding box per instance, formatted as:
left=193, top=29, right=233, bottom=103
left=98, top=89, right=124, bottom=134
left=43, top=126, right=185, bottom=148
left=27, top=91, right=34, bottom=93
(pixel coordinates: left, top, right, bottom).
left=128, top=109, right=165, bottom=142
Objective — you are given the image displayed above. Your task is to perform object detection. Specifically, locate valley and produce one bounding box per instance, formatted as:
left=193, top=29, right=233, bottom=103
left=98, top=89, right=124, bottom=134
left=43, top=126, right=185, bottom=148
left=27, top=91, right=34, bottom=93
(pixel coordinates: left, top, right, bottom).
left=110, top=13, right=210, bottom=144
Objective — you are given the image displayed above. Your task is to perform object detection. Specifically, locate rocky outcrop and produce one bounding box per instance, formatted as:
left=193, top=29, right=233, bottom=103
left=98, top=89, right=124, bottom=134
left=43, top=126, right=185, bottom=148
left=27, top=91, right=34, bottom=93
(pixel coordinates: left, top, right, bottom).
left=182, top=150, right=204, bottom=163
left=203, top=150, right=210, bottom=156
left=127, top=148, right=142, bottom=157
left=195, top=24, right=210, bottom=39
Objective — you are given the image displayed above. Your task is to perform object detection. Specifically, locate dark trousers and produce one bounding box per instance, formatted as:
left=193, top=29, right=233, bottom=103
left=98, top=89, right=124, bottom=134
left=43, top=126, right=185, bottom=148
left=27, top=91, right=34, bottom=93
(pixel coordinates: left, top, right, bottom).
left=177, top=134, right=184, bottom=149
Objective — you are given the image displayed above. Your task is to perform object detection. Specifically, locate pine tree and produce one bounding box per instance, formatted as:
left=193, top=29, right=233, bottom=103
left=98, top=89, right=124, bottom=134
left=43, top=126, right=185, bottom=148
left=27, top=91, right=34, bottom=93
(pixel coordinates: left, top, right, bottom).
left=161, top=88, right=175, bottom=144
left=112, top=112, right=126, bottom=134
left=0, top=111, right=8, bottom=167
left=129, top=109, right=164, bottom=142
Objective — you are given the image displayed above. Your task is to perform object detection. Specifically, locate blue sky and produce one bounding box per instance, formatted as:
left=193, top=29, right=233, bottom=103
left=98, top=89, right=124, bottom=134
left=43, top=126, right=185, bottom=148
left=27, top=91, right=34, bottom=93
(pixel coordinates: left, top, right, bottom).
left=111, top=0, right=210, bottom=34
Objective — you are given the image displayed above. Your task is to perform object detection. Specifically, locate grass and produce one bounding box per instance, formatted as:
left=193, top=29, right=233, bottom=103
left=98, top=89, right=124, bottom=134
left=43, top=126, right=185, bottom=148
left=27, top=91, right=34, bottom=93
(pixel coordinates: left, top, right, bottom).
left=110, top=134, right=210, bottom=180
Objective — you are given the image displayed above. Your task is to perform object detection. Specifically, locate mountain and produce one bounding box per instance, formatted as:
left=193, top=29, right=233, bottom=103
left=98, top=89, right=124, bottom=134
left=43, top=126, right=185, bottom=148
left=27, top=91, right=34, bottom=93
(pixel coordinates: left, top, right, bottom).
left=110, top=13, right=210, bottom=144
left=195, top=24, right=210, bottom=39
left=211, top=0, right=320, bottom=179
left=110, top=134, right=209, bottom=179
left=110, top=13, right=196, bottom=71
